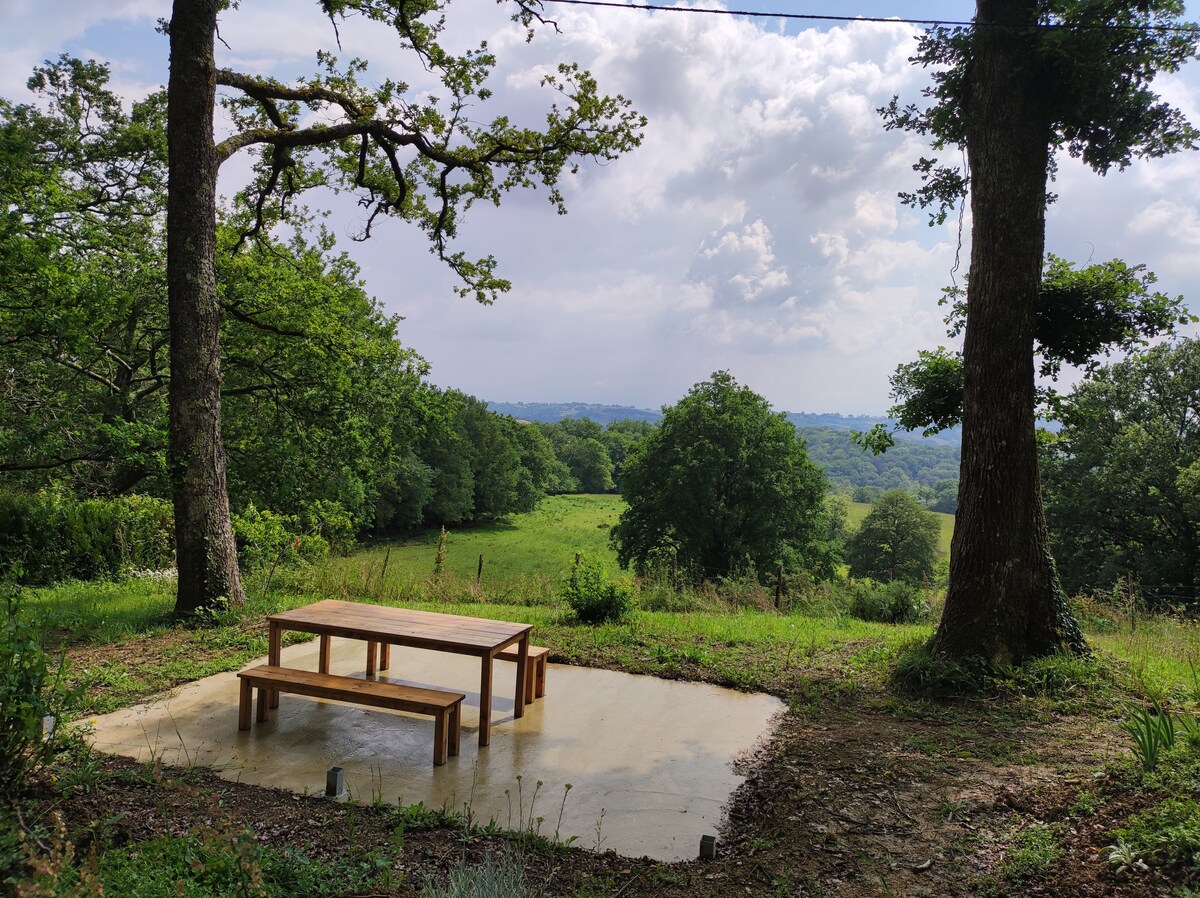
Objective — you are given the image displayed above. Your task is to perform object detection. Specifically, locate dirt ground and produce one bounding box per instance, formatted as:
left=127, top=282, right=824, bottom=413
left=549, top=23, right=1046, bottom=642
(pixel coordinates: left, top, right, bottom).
left=34, top=635, right=1197, bottom=897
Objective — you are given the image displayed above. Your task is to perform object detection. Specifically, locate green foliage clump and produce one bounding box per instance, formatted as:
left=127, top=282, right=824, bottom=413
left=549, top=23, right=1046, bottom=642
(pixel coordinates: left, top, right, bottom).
left=0, top=590, right=80, bottom=801
left=1043, top=338, right=1200, bottom=608
left=997, top=653, right=1113, bottom=700
left=0, top=491, right=173, bottom=586
left=849, top=579, right=929, bottom=625
left=1112, top=798, right=1200, bottom=871
left=891, top=639, right=992, bottom=698
left=562, top=557, right=633, bottom=624
left=1001, top=823, right=1064, bottom=882
left=232, top=504, right=331, bottom=573
left=94, top=833, right=389, bottom=898
left=423, top=848, right=540, bottom=898
left=1122, top=699, right=1177, bottom=772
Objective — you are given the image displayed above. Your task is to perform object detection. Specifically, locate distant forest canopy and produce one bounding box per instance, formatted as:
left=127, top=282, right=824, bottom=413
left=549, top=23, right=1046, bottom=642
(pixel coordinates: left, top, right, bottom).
left=489, top=402, right=962, bottom=511
left=488, top=401, right=963, bottom=445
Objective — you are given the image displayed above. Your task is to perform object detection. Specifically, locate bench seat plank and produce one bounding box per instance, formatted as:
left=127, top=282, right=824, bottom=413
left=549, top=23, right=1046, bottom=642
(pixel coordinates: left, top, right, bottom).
left=237, top=665, right=463, bottom=765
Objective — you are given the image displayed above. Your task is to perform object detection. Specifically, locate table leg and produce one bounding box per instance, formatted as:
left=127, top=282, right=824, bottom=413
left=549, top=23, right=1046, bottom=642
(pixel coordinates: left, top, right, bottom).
left=318, top=635, right=331, bottom=673
left=366, top=640, right=377, bottom=676
left=268, top=622, right=282, bottom=709
left=379, top=642, right=390, bottom=670
left=479, top=653, right=493, bottom=747
left=514, top=636, right=528, bottom=720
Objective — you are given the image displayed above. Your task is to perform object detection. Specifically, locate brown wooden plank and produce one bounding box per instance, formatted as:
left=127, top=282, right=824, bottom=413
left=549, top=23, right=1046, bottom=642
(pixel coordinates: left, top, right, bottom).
left=238, top=665, right=463, bottom=714
left=268, top=600, right=530, bottom=649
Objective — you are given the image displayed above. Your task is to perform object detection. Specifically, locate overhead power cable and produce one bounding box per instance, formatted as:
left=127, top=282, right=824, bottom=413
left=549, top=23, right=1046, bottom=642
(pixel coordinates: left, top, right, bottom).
left=537, top=0, right=1199, bottom=33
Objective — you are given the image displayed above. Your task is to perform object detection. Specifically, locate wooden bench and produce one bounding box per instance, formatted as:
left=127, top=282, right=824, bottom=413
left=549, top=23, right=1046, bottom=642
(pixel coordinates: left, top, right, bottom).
left=237, top=665, right=463, bottom=766
left=497, top=645, right=548, bottom=704
left=370, top=642, right=548, bottom=705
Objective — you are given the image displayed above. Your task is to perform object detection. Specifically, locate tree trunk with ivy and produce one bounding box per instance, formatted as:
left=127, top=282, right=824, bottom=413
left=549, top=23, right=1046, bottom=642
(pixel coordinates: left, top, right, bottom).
left=929, top=0, right=1084, bottom=663
left=167, top=0, right=245, bottom=616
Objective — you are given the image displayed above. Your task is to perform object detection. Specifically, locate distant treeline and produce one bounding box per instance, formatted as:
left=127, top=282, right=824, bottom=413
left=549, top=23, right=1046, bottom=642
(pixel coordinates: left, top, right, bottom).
left=493, top=403, right=961, bottom=512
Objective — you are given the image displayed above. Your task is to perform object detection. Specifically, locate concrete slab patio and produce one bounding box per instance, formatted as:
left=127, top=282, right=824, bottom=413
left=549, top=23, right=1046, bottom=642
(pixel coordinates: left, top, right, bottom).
left=89, top=637, right=783, bottom=860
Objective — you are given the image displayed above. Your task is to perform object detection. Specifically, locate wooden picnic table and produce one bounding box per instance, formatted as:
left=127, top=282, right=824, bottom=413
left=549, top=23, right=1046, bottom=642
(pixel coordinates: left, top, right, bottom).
left=266, top=599, right=531, bottom=747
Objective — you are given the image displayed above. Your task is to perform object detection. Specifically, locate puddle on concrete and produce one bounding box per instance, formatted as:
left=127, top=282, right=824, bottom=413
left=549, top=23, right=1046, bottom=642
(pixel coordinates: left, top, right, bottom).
left=89, top=638, right=783, bottom=860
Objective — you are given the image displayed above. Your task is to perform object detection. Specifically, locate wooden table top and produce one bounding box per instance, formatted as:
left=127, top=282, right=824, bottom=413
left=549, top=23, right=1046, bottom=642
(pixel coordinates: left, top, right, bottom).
left=267, top=599, right=531, bottom=654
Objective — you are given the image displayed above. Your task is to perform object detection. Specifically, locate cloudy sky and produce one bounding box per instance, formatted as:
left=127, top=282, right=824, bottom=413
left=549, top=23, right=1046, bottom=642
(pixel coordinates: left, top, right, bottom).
left=2, top=0, right=1198, bottom=414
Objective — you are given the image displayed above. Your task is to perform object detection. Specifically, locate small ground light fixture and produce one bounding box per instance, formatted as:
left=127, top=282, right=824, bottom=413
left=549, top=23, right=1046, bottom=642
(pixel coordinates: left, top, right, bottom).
left=326, top=766, right=347, bottom=798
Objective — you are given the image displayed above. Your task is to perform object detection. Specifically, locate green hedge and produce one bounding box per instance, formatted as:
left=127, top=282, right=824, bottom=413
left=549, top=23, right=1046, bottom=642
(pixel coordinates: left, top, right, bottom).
left=0, top=491, right=174, bottom=585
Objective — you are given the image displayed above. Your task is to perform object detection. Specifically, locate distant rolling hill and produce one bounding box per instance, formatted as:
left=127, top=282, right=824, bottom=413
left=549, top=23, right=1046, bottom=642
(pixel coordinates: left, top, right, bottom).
left=487, top=401, right=662, bottom=426
left=487, top=400, right=961, bottom=447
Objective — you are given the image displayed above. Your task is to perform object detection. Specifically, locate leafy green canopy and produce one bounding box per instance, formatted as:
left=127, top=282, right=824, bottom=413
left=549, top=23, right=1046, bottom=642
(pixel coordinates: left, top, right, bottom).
left=0, top=60, right=170, bottom=495
left=216, top=1, right=646, bottom=302
left=611, top=372, right=838, bottom=582
left=0, top=59, right=563, bottom=532
left=881, top=0, right=1199, bottom=224
left=846, top=489, right=940, bottom=584
left=857, top=255, right=1194, bottom=452
left=1043, top=338, right=1200, bottom=606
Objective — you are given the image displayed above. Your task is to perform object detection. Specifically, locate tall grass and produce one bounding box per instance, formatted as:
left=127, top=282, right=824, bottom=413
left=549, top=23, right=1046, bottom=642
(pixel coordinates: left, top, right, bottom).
left=1091, top=619, right=1200, bottom=702
left=22, top=576, right=179, bottom=645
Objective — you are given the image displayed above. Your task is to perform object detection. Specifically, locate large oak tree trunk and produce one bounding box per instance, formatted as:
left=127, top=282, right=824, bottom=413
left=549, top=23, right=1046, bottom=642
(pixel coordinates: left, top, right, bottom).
left=930, top=0, right=1084, bottom=663
left=167, top=0, right=245, bottom=616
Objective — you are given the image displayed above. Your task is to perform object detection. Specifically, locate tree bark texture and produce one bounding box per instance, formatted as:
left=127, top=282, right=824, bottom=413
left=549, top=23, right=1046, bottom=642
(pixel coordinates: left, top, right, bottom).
left=167, top=0, right=245, bottom=615
left=930, top=0, right=1084, bottom=663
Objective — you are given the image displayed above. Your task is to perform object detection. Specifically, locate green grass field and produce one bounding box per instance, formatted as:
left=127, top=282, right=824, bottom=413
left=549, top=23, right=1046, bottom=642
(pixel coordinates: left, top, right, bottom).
left=25, top=492, right=1200, bottom=710
left=306, top=495, right=625, bottom=606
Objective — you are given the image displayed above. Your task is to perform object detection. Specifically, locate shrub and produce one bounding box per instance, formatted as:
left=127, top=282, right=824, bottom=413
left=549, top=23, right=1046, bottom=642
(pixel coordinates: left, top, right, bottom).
left=849, top=578, right=929, bottom=624
left=562, top=557, right=633, bottom=624
left=0, top=490, right=173, bottom=586
left=233, top=504, right=330, bottom=573
left=0, top=588, right=80, bottom=801
left=298, top=500, right=356, bottom=555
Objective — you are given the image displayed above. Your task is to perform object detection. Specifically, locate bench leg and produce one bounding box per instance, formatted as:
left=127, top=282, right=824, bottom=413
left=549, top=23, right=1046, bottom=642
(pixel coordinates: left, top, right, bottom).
left=255, top=685, right=271, bottom=723
left=449, top=701, right=461, bottom=757
left=379, top=642, right=390, bottom=671
left=433, top=710, right=447, bottom=766
left=366, top=641, right=377, bottom=676
left=535, top=656, right=546, bottom=699
left=524, top=658, right=535, bottom=706
left=238, top=679, right=253, bottom=730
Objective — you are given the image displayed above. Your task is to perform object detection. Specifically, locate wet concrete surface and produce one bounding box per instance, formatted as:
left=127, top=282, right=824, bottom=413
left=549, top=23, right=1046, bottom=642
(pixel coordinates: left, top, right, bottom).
left=88, top=638, right=783, bottom=860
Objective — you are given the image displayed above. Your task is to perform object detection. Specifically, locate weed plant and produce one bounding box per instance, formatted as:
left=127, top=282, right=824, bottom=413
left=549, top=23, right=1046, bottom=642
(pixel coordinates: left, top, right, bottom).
left=891, top=639, right=991, bottom=698
left=1000, top=823, right=1065, bottom=882
left=1111, top=798, right=1200, bottom=871
left=1122, top=699, right=1176, bottom=771
left=423, top=848, right=541, bottom=898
